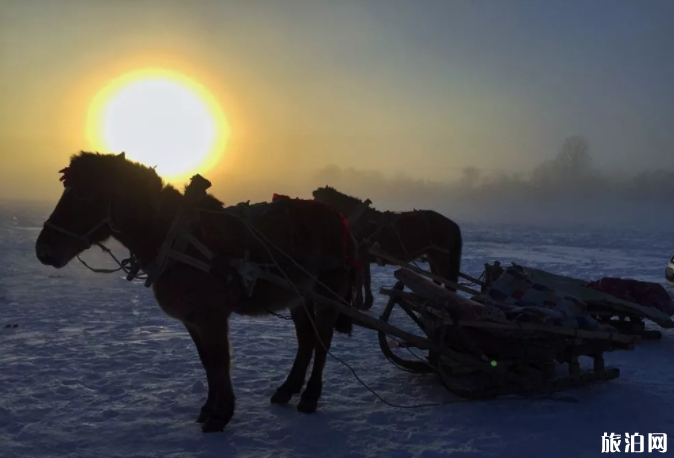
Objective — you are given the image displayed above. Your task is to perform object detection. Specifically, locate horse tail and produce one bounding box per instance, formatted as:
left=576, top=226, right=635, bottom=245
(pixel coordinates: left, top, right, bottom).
left=333, top=264, right=355, bottom=336
left=334, top=231, right=359, bottom=336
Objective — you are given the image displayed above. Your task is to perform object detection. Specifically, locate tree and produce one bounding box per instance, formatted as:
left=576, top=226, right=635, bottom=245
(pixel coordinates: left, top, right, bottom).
left=458, top=166, right=481, bottom=188
left=530, top=135, right=597, bottom=197
left=553, top=135, right=592, bottom=175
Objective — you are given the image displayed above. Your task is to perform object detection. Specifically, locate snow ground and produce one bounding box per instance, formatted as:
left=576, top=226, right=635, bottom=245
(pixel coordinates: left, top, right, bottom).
left=1, top=205, right=674, bottom=458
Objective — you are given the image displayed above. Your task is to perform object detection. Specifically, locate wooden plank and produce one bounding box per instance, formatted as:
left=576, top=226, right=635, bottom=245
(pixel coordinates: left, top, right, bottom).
left=459, top=272, right=485, bottom=286
left=658, top=319, right=674, bottom=329
left=415, top=247, right=484, bottom=286
left=255, top=270, right=505, bottom=375
left=368, top=247, right=482, bottom=296
left=380, top=287, right=640, bottom=345
left=393, top=268, right=483, bottom=309
left=438, top=366, right=621, bottom=400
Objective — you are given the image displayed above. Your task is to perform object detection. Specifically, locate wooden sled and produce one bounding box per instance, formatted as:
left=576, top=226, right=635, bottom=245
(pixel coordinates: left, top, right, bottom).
left=482, top=262, right=674, bottom=341
left=254, top=251, right=635, bottom=399
left=377, top=268, right=639, bottom=400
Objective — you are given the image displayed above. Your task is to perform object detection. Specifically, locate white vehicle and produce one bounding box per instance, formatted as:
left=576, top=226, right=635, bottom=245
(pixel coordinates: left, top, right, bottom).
left=666, top=255, right=674, bottom=284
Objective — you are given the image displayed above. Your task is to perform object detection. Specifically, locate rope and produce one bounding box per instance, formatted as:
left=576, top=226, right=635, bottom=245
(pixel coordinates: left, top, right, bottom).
left=76, top=204, right=579, bottom=408
left=77, top=243, right=148, bottom=280
left=209, top=211, right=579, bottom=407
left=265, top=309, right=293, bottom=320
left=215, top=211, right=467, bottom=408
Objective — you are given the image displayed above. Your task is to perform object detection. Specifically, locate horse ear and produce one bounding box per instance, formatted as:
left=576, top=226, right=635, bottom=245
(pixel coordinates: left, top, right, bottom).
left=117, top=152, right=125, bottom=160
left=365, top=199, right=372, bottom=206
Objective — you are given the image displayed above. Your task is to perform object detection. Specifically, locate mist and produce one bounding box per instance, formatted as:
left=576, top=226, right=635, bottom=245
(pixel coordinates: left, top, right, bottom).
left=306, top=136, right=674, bottom=230
left=2, top=0, right=674, bottom=234
left=13, top=135, right=674, bottom=233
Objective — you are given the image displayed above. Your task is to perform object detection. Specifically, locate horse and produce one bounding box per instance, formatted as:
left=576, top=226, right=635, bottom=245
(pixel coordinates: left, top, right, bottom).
left=35, top=152, right=359, bottom=433
left=312, top=186, right=462, bottom=310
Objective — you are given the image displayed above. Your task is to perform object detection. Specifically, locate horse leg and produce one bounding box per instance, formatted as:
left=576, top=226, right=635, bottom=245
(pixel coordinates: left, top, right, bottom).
left=429, top=252, right=459, bottom=293
left=297, top=270, right=351, bottom=413
left=447, top=231, right=463, bottom=293
left=427, top=253, right=444, bottom=287
left=270, top=303, right=316, bottom=405
left=297, top=304, right=337, bottom=413
left=353, top=266, right=364, bottom=309
left=362, top=261, right=374, bottom=310
left=184, top=322, right=215, bottom=423
left=431, top=223, right=463, bottom=293
left=197, top=316, right=236, bottom=433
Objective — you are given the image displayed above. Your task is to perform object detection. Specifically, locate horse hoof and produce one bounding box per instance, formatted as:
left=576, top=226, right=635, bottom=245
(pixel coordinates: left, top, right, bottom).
left=200, top=400, right=234, bottom=432
left=270, top=389, right=293, bottom=405
left=360, top=300, right=374, bottom=311
left=297, top=398, right=318, bottom=414
left=201, top=411, right=232, bottom=433
left=201, top=417, right=227, bottom=433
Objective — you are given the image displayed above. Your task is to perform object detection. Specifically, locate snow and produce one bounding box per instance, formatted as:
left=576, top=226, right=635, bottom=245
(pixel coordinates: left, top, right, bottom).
left=1, top=204, right=674, bottom=458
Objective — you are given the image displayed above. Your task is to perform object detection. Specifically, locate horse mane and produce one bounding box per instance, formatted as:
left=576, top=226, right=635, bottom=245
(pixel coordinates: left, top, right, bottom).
left=62, top=151, right=162, bottom=193
left=313, top=185, right=378, bottom=211
left=61, top=151, right=224, bottom=209
left=312, top=186, right=400, bottom=223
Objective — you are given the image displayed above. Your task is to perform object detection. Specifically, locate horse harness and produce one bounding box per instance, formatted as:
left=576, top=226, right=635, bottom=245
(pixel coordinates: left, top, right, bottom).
left=349, top=208, right=435, bottom=267
left=44, top=175, right=353, bottom=303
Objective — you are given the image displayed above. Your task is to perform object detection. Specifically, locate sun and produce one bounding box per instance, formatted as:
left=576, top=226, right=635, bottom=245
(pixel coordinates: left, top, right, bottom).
left=87, top=68, right=230, bottom=180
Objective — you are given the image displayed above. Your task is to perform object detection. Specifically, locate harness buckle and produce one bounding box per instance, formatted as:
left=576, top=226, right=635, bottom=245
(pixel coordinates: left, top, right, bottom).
left=230, top=250, right=261, bottom=298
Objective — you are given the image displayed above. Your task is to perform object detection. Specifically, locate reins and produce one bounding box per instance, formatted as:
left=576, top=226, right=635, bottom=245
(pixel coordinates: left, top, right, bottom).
left=76, top=243, right=148, bottom=281
left=42, top=198, right=148, bottom=280
left=46, top=176, right=577, bottom=408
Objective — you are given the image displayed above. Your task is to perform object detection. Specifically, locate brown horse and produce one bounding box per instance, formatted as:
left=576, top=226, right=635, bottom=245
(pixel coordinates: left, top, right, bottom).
left=35, top=152, right=358, bottom=433
left=313, top=186, right=462, bottom=310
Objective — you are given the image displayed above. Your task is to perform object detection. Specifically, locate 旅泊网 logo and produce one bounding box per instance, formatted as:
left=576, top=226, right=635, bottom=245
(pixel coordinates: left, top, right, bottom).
left=602, top=433, right=667, bottom=453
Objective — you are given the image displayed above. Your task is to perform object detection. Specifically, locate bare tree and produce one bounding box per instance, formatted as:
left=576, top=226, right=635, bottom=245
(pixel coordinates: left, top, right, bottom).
left=458, top=166, right=481, bottom=188
left=554, top=135, right=592, bottom=175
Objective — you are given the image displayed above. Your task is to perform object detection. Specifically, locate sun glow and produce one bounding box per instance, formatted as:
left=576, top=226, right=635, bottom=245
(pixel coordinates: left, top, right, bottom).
left=87, top=69, right=230, bottom=180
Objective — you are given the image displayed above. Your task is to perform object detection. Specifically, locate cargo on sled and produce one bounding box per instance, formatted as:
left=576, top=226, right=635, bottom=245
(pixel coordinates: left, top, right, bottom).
left=480, top=261, right=674, bottom=341
left=365, top=251, right=639, bottom=400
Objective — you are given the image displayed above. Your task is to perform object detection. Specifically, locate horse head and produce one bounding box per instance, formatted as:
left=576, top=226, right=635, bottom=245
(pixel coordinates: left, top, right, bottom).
left=35, top=151, right=157, bottom=268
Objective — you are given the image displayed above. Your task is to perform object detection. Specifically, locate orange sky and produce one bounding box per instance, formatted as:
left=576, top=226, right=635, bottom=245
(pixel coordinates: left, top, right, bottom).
left=1, top=0, right=673, bottom=206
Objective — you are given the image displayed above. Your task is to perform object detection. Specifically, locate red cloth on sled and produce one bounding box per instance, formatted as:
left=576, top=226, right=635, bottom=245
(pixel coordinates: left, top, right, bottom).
left=585, top=277, right=674, bottom=316
left=271, top=194, right=361, bottom=270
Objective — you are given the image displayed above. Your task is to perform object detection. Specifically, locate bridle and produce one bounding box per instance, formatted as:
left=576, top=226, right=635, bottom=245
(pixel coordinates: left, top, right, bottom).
left=40, top=165, right=174, bottom=286
left=41, top=184, right=156, bottom=282
left=42, top=191, right=121, bottom=250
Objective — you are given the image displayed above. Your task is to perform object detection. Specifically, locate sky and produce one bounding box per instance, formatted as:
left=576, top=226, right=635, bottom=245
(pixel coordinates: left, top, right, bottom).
left=1, top=0, right=673, bottom=212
